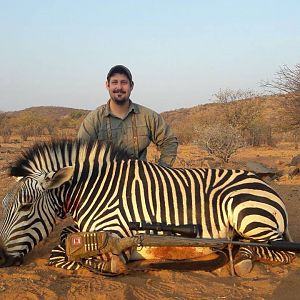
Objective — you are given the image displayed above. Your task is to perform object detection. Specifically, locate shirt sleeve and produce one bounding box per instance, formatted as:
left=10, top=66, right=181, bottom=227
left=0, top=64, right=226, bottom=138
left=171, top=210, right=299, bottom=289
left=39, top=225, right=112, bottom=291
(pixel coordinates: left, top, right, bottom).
left=77, top=110, right=99, bottom=141
left=150, top=112, right=178, bottom=167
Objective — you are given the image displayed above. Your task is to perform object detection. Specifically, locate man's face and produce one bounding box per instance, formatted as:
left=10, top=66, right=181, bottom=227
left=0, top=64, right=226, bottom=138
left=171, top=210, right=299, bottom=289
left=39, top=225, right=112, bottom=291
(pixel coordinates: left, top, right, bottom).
left=106, top=73, right=134, bottom=105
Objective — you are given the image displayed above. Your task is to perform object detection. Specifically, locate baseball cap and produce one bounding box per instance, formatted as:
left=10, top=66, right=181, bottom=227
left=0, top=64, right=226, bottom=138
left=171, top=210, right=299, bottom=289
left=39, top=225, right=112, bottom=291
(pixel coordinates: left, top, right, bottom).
left=107, top=65, right=133, bottom=82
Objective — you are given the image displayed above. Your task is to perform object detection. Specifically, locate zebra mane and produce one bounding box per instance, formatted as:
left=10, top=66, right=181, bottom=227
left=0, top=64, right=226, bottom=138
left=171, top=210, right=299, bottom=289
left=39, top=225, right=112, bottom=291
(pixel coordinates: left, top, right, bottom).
left=9, top=139, right=131, bottom=177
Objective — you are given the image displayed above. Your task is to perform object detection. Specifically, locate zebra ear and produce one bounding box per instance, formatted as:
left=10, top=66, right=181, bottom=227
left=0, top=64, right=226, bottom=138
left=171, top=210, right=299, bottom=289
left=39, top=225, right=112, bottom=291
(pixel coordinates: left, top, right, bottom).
left=43, top=166, right=74, bottom=190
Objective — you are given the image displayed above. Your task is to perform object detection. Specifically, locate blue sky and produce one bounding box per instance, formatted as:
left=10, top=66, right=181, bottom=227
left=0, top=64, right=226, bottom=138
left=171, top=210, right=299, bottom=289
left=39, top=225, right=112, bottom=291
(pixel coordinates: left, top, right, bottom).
left=1, top=1, right=299, bottom=112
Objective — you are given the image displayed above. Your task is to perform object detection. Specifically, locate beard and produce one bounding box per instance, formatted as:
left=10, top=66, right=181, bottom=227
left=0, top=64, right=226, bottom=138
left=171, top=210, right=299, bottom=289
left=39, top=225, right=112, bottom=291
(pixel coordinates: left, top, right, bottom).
left=111, top=90, right=129, bottom=106
left=112, top=96, right=127, bottom=105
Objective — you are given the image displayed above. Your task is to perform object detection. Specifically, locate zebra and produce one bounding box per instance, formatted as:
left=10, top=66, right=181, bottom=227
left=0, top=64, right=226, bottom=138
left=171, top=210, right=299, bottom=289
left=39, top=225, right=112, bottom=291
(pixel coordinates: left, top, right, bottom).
left=0, top=139, right=295, bottom=276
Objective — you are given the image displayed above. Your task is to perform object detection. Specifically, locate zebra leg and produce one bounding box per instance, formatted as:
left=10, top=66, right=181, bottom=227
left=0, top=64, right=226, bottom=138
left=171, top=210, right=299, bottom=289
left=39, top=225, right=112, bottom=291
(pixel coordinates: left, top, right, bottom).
left=250, top=246, right=295, bottom=264
left=49, top=225, right=132, bottom=276
left=234, top=245, right=295, bottom=276
left=250, top=228, right=295, bottom=264
left=81, top=253, right=128, bottom=276
left=233, top=231, right=295, bottom=276
left=233, top=246, right=257, bottom=276
left=80, top=234, right=135, bottom=276
left=79, top=246, right=134, bottom=276
left=48, top=225, right=82, bottom=270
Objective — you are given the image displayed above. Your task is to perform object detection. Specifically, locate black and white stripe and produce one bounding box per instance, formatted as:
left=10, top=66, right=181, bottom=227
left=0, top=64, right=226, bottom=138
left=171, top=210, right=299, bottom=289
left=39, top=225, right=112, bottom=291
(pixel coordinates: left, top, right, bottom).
left=0, top=139, right=294, bottom=273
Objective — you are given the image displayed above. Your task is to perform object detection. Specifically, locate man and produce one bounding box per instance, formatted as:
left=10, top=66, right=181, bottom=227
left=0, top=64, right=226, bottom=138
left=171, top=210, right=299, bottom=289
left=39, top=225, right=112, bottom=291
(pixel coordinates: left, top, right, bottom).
left=77, top=65, right=178, bottom=167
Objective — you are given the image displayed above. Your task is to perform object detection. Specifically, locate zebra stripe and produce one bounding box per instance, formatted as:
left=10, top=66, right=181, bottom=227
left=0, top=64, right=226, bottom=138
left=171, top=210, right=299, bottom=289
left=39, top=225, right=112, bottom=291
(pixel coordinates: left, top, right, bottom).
left=0, top=139, right=295, bottom=275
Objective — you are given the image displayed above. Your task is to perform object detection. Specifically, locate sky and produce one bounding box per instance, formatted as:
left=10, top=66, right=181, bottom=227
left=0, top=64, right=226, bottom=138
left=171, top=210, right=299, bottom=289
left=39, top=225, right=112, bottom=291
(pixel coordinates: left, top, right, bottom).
left=0, top=1, right=299, bottom=113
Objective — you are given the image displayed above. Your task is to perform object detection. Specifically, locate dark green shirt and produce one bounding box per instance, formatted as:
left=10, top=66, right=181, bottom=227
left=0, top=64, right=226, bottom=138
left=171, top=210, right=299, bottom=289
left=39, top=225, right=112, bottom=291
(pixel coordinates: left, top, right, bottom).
left=77, top=100, right=178, bottom=167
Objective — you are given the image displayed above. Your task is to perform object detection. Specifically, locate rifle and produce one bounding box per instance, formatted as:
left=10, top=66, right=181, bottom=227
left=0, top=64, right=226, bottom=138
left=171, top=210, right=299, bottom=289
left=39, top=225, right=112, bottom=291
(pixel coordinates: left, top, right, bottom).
left=133, top=233, right=300, bottom=252
left=128, top=222, right=300, bottom=252
left=65, top=222, right=300, bottom=276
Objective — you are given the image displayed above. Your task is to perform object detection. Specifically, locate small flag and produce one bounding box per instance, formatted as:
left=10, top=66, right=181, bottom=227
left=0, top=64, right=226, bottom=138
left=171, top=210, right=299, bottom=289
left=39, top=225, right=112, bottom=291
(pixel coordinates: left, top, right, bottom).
left=71, top=236, right=82, bottom=246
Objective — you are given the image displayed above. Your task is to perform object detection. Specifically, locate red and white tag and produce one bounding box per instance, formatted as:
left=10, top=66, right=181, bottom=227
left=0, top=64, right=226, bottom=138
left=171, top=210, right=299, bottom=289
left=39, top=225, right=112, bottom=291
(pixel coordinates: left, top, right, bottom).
left=71, top=236, right=82, bottom=246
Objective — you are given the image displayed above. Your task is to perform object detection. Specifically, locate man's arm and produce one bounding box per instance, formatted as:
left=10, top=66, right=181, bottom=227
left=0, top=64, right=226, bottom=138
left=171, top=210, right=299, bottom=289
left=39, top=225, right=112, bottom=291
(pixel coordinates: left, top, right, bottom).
left=77, top=110, right=99, bottom=141
left=150, top=112, right=178, bottom=167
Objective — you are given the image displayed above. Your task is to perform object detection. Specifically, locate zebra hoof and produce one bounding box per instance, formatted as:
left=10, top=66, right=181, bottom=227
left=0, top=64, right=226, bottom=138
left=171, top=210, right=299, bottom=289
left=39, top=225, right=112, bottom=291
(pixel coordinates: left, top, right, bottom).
left=234, top=258, right=253, bottom=276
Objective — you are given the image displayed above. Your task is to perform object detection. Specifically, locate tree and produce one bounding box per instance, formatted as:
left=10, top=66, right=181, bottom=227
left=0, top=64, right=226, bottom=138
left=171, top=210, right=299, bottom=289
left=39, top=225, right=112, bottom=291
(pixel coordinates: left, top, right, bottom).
left=212, top=88, right=263, bottom=138
left=69, top=110, right=85, bottom=120
left=261, top=64, right=300, bottom=95
left=261, top=64, right=300, bottom=129
left=213, top=88, right=259, bottom=104
left=0, top=112, right=12, bottom=142
left=213, top=89, right=261, bottom=126
left=16, top=112, right=47, bottom=141
left=195, top=123, right=245, bottom=163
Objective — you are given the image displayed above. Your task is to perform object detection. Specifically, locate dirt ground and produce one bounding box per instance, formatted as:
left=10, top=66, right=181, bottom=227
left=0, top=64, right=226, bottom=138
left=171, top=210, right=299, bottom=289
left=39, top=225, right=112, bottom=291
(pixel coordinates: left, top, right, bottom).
left=0, top=142, right=300, bottom=300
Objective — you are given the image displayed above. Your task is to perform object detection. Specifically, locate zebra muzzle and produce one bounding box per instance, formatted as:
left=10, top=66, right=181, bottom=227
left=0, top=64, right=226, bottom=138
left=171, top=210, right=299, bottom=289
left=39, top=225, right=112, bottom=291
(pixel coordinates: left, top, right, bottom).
left=0, top=248, right=6, bottom=266
left=0, top=248, right=23, bottom=267
left=65, top=231, right=137, bottom=262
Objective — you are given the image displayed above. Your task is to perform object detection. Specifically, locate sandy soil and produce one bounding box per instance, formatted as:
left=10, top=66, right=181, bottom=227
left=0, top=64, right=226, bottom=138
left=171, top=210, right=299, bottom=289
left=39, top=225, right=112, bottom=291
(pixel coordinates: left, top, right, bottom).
left=0, top=142, right=299, bottom=300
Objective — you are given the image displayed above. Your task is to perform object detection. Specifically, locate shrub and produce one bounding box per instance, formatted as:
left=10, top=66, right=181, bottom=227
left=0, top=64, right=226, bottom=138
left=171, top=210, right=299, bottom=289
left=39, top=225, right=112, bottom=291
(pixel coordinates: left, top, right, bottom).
left=195, top=123, right=245, bottom=163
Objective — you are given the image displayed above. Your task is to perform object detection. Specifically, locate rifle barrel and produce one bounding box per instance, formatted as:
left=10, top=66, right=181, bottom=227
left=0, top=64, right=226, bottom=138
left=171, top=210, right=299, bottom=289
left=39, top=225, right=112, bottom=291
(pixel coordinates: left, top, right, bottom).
left=136, top=234, right=300, bottom=252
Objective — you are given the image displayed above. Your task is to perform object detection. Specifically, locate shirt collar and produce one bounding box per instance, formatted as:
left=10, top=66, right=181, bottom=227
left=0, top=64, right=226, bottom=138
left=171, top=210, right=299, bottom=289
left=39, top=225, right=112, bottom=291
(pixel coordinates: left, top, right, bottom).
left=104, top=99, right=139, bottom=117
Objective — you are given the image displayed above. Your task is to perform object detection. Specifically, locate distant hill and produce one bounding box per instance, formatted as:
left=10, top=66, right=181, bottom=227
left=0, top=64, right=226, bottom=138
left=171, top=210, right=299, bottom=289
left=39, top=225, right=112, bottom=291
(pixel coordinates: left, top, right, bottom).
left=163, top=95, right=284, bottom=123
left=5, top=106, right=90, bottom=119
left=2, top=96, right=286, bottom=125
left=162, top=94, right=289, bottom=127
left=0, top=95, right=295, bottom=143
left=161, top=94, right=295, bottom=144
left=0, top=106, right=91, bottom=140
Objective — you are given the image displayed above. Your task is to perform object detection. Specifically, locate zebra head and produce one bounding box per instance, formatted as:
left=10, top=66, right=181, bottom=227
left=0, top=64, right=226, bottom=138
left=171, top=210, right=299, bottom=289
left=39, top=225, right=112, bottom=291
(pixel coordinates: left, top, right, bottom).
left=0, top=163, right=74, bottom=267
left=0, top=139, right=128, bottom=267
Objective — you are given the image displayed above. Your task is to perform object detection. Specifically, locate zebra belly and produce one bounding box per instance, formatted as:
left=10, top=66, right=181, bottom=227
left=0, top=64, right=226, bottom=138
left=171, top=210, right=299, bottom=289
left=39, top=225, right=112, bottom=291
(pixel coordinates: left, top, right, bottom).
left=130, top=246, right=214, bottom=261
